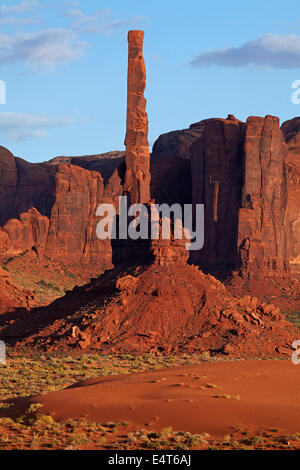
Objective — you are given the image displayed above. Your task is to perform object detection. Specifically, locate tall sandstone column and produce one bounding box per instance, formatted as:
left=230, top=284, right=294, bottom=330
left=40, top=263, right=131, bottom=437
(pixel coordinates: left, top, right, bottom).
left=124, top=30, right=151, bottom=205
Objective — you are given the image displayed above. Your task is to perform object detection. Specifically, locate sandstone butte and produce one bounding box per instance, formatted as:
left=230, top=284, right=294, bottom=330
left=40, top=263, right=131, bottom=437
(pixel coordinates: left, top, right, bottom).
left=0, top=31, right=299, bottom=358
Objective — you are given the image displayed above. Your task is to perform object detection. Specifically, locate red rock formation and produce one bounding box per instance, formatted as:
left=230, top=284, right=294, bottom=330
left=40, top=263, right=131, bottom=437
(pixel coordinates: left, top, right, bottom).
left=0, top=266, right=35, bottom=313
left=44, top=164, right=110, bottom=268
left=238, top=116, right=289, bottom=279
left=0, top=26, right=298, bottom=357
left=0, top=146, right=56, bottom=226
left=150, top=121, right=205, bottom=206
left=0, top=27, right=295, bottom=290
left=110, top=30, right=189, bottom=267
left=0, top=162, right=116, bottom=273
left=124, top=30, right=151, bottom=205
left=150, top=157, right=192, bottom=206
left=3, top=263, right=296, bottom=358
left=152, top=121, right=206, bottom=161
left=0, top=146, right=17, bottom=226
left=281, top=118, right=300, bottom=271
left=48, top=151, right=125, bottom=185
left=0, top=208, right=49, bottom=258
left=191, top=115, right=290, bottom=279
left=191, top=116, right=245, bottom=274
left=0, top=113, right=293, bottom=284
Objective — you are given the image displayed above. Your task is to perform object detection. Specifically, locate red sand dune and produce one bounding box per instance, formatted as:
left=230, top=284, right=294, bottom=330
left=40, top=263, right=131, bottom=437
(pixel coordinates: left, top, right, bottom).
left=5, top=360, right=300, bottom=438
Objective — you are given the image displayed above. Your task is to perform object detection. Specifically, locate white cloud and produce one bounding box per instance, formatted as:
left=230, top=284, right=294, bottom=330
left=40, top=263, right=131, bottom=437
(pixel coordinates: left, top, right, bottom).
left=64, top=8, right=82, bottom=18
left=191, top=34, right=300, bottom=69
left=0, top=112, right=75, bottom=141
left=0, top=28, right=89, bottom=70
left=48, top=0, right=80, bottom=8
left=0, top=0, right=41, bottom=27
left=0, top=16, right=40, bottom=25
left=0, top=4, right=147, bottom=72
left=63, top=7, right=147, bottom=34
left=0, top=0, right=39, bottom=15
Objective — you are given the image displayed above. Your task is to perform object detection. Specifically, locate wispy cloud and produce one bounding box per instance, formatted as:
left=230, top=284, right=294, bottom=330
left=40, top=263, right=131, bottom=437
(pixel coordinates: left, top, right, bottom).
left=0, top=0, right=41, bottom=27
left=0, top=4, right=147, bottom=72
left=0, top=112, right=75, bottom=141
left=48, top=0, right=80, bottom=8
left=0, top=28, right=88, bottom=71
left=191, top=34, right=300, bottom=69
left=63, top=7, right=147, bottom=34
left=0, top=0, right=39, bottom=15
left=0, top=16, right=40, bottom=26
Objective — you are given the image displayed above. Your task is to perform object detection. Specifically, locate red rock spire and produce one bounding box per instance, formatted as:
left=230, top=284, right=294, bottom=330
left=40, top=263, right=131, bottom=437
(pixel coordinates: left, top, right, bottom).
left=124, top=30, right=151, bottom=205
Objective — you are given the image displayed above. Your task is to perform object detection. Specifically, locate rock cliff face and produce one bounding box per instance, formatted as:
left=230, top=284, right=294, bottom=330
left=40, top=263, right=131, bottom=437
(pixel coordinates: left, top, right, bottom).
left=0, top=208, right=49, bottom=258
left=0, top=160, right=121, bottom=273
left=0, top=146, right=17, bottom=226
left=48, top=151, right=125, bottom=185
left=191, top=116, right=245, bottom=274
left=238, top=116, right=289, bottom=279
left=191, top=115, right=290, bottom=279
left=152, top=121, right=206, bottom=161
left=0, top=146, right=56, bottom=226
left=124, top=30, right=151, bottom=205
left=150, top=121, right=205, bottom=206
left=281, top=118, right=300, bottom=269
left=44, top=164, right=112, bottom=268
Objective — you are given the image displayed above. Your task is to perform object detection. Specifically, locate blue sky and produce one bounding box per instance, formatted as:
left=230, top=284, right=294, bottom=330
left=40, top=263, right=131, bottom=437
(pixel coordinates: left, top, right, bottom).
left=0, top=0, right=300, bottom=162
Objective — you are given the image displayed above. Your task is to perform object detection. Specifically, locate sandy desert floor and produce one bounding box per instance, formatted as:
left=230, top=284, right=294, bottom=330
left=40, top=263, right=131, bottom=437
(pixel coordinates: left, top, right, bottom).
left=0, top=354, right=300, bottom=450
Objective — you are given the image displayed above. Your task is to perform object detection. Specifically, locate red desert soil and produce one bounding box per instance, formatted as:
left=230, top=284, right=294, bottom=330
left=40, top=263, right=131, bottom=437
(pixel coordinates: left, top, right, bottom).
left=4, top=360, right=300, bottom=439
